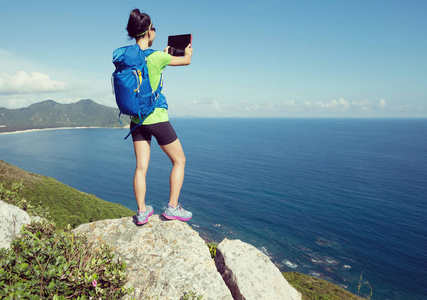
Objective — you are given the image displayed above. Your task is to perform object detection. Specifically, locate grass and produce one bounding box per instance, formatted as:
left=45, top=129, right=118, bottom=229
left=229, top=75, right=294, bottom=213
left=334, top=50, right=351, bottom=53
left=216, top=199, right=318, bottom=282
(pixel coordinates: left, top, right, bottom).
left=0, top=220, right=132, bottom=299
left=0, top=159, right=134, bottom=229
left=0, top=162, right=201, bottom=299
left=2, top=159, right=369, bottom=299
left=283, top=272, right=367, bottom=300
left=206, top=243, right=368, bottom=300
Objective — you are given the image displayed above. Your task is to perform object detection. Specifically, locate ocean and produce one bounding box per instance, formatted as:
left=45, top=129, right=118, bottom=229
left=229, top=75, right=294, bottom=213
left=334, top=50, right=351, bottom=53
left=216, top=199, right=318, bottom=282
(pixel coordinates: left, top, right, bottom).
left=1, top=118, right=426, bottom=299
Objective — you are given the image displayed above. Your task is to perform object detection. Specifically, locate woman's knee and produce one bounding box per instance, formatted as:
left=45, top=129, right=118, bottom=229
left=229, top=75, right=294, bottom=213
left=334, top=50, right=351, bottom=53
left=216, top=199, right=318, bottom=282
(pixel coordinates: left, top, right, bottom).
left=135, top=162, right=149, bottom=174
left=177, top=154, right=186, bottom=166
left=171, top=153, right=186, bottom=167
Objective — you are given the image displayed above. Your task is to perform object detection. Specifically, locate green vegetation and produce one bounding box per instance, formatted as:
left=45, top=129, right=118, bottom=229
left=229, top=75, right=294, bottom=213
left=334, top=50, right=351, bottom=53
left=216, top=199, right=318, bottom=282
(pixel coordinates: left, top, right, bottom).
left=180, top=290, right=204, bottom=300
left=0, top=159, right=208, bottom=299
left=206, top=243, right=368, bottom=300
left=0, top=220, right=133, bottom=299
left=1, top=160, right=369, bottom=300
left=0, top=160, right=135, bottom=229
left=206, top=242, right=218, bottom=259
left=357, top=272, right=373, bottom=300
left=282, top=272, right=367, bottom=300
left=1, top=181, right=51, bottom=220
left=0, top=99, right=129, bottom=133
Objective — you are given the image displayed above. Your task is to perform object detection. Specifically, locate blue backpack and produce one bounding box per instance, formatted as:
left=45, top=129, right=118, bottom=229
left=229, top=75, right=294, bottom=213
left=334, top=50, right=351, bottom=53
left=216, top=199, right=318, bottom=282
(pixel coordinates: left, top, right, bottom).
left=112, top=44, right=162, bottom=139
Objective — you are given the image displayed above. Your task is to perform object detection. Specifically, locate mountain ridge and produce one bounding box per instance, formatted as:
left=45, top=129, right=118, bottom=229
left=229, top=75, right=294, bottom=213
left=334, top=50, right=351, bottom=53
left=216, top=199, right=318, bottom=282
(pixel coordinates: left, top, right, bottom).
left=0, top=99, right=129, bottom=133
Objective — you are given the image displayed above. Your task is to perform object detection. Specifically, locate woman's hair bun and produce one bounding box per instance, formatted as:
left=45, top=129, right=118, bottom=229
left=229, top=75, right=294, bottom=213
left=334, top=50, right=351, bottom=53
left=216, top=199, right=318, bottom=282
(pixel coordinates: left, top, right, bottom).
left=126, top=9, right=151, bottom=39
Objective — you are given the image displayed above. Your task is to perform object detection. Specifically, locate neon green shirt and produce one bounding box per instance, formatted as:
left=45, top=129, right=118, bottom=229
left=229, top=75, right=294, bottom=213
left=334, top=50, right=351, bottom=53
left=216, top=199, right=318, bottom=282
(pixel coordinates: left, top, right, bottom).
left=131, top=50, right=172, bottom=125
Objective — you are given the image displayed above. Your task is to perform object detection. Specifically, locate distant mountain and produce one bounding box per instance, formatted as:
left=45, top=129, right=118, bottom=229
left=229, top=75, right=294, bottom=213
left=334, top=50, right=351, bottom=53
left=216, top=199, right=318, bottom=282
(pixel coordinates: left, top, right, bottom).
left=0, top=99, right=129, bottom=133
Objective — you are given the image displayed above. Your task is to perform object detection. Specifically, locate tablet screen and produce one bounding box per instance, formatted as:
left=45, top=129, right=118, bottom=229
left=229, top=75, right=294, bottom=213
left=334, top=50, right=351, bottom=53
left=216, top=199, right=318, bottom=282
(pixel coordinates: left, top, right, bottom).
left=167, top=34, right=192, bottom=56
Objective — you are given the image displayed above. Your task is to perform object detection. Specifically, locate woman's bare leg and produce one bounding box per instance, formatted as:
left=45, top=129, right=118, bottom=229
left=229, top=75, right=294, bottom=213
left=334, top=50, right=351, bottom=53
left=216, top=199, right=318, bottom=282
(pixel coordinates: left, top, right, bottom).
left=133, top=140, right=151, bottom=211
left=160, top=138, right=186, bottom=207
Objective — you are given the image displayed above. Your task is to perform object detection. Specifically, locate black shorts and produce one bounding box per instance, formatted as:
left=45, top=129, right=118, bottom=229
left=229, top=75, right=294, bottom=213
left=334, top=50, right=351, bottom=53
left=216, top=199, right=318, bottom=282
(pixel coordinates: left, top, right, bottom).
left=130, top=121, right=178, bottom=145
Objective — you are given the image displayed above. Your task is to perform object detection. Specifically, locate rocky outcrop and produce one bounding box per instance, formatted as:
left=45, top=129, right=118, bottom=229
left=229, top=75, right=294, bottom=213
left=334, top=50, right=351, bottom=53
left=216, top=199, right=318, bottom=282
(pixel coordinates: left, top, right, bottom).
left=0, top=200, right=31, bottom=249
left=215, top=238, right=302, bottom=300
left=1, top=202, right=302, bottom=300
left=72, top=215, right=233, bottom=300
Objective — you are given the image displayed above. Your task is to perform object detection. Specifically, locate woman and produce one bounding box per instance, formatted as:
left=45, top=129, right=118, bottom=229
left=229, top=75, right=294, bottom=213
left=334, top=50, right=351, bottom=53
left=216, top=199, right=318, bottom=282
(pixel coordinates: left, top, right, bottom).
left=126, top=9, right=193, bottom=225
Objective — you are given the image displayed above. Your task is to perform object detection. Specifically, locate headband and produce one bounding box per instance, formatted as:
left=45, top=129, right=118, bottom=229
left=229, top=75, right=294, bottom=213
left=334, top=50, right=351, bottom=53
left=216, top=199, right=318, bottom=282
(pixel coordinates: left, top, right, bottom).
left=136, top=22, right=152, bottom=37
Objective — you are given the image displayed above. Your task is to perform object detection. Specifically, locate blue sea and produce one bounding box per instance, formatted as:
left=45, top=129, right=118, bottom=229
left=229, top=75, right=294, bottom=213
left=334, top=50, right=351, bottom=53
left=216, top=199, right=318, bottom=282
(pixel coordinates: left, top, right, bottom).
left=1, top=118, right=426, bottom=299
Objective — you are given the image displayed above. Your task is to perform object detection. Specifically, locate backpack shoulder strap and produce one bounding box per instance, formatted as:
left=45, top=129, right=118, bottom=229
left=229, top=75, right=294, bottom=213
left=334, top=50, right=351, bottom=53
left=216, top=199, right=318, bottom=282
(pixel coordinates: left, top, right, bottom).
left=141, top=50, right=163, bottom=94
left=142, top=49, right=156, bottom=57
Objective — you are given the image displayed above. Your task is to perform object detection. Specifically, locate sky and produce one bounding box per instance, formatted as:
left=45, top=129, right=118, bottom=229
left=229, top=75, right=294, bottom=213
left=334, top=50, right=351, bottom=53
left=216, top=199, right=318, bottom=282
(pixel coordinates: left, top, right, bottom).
left=0, top=0, right=426, bottom=118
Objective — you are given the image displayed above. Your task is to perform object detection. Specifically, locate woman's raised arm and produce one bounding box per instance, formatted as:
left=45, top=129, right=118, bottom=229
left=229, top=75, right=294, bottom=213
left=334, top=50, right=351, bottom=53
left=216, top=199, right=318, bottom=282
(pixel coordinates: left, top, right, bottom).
left=166, top=44, right=193, bottom=66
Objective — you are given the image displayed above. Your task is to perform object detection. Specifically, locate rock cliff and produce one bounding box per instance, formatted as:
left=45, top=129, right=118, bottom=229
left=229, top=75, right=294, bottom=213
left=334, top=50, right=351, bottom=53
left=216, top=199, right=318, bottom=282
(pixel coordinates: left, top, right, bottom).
left=0, top=200, right=31, bottom=249
left=1, top=203, right=301, bottom=299
left=72, top=215, right=233, bottom=300
left=216, top=238, right=301, bottom=300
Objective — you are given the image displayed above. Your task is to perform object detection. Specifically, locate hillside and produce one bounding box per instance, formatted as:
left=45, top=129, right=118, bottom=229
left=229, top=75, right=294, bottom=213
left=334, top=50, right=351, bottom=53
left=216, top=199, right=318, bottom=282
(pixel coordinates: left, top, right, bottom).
left=283, top=272, right=367, bottom=300
left=0, top=160, right=368, bottom=299
left=0, top=159, right=134, bottom=229
left=0, top=99, right=129, bottom=133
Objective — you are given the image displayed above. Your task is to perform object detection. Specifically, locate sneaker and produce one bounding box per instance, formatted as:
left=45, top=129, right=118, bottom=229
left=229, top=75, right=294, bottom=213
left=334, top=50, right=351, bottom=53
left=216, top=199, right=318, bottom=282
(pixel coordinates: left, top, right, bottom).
left=163, top=204, right=192, bottom=221
left=136, top=205, right=153, bottom=225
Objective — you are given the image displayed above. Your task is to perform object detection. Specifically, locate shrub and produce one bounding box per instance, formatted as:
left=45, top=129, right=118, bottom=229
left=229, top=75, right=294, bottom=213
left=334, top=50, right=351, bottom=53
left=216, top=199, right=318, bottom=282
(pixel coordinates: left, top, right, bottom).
left=0, top=181, right=50, bottom=219
left=180, top=290, right=203, bottom=300
left=283, top=272, right=367, bottom=300
left=206, top=243, right=218, bottom=259
left=358, top=272, right=373, bottom=300
left=0, top=220, right=133, bottom=299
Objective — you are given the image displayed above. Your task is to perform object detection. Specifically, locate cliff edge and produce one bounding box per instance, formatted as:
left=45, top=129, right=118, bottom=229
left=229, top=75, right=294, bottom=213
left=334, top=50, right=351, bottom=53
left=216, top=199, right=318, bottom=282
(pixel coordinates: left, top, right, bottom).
left=72, top=215, right=301, bottom=300
left=72, top=215, right=233, bottom=299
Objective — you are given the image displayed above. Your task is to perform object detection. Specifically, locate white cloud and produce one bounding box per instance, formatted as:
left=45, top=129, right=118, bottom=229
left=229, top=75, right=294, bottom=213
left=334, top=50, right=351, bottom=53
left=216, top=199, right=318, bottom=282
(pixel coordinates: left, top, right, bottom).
left=379, top=98, right=387, bottom=108
left=0, top=48, right=115, bottom=109
left=279, top=100, right=300, bottom=111
left=0, top=71, right=68, bottom=95
left=168, top=98, right=224, bottom=116
left=329, top=98, right=350, bottom=110
left=170, top=96, right=398, bottom=117
left=352, top=99, right=371, bottom=111
left=352, top=99, right=371, bottom=106
left=304, top=98, right=350, bottom=111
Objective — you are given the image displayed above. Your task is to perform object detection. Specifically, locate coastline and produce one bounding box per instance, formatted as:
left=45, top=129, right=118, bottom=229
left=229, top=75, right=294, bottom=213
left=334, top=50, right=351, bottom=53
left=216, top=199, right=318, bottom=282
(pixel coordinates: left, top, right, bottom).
left=0, top=126, right=126, bottom=135
left=2, top=119, right=425, bottom=299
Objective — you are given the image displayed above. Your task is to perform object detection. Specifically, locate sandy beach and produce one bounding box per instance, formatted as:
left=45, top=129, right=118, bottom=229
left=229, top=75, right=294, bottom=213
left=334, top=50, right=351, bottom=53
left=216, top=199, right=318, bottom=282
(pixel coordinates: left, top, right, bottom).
left=0, top=126, right=126, bottom=135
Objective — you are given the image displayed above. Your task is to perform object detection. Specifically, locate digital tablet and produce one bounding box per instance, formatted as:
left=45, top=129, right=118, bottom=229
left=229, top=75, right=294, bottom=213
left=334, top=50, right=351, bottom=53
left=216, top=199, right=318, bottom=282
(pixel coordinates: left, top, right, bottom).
left=167, top=34, right=193, bottom=56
